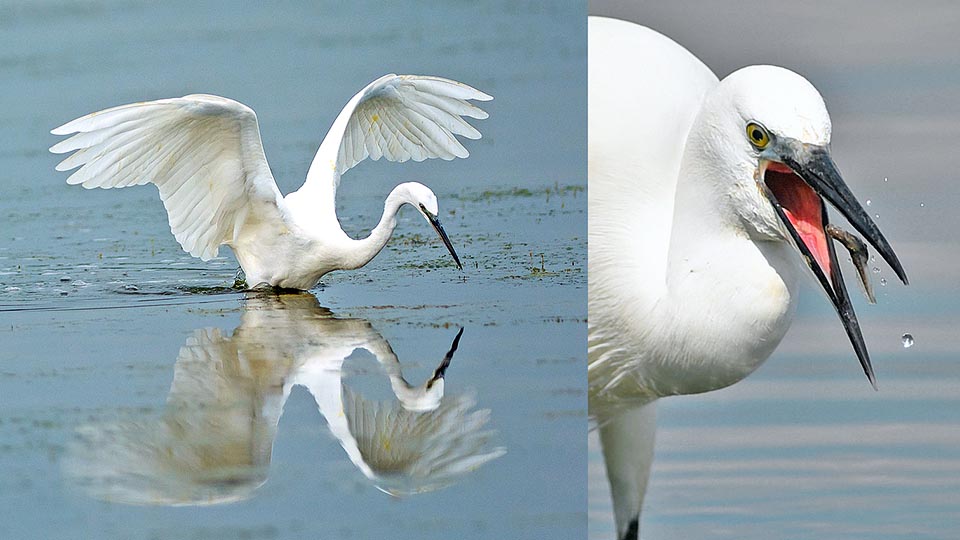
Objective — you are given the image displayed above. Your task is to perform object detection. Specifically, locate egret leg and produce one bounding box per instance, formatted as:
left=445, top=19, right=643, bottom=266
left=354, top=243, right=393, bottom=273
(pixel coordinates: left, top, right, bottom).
left=598, top=401, right=657, bottom=540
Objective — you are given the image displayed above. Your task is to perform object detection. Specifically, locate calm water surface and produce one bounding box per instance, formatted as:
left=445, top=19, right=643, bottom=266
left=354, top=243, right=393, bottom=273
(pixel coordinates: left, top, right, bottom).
left=588, top=2, right=960, bottom=539
left=0, top=2, right=586, bottom=539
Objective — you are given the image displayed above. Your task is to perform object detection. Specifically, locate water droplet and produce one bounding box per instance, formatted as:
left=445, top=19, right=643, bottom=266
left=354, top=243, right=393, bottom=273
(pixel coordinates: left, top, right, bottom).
left=880, top=277, right=887, bottom=286
left=919, top=202, right=925, bottom=208
left=866, top=199, right=872, bottom=206
left=883, top=177, right=889, bottom=183
left=872, top=267, right=881, bottom=274
left=902, top=333, right=914, bottom=348
left=874, top=213, right=880, bottom=219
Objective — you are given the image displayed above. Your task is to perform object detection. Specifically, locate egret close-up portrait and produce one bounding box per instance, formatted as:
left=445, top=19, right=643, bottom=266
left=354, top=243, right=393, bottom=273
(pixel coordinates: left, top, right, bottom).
left=586, top=11, right=927, bottom=540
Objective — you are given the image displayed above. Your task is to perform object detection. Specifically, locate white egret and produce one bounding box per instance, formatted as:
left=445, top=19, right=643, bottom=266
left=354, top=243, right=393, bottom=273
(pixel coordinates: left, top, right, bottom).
left=50, top=74, right=491, bottom=289
left=588, top=17, right=907, bottom=539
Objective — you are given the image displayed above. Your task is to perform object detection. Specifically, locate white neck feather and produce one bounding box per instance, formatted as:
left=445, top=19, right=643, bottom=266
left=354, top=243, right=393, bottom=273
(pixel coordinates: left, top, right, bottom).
left=337, top=185, right=408, bottom=271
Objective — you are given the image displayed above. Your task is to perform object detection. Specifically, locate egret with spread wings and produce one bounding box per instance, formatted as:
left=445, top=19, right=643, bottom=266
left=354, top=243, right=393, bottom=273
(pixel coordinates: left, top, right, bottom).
left=50, top=74, right=491, bottom=289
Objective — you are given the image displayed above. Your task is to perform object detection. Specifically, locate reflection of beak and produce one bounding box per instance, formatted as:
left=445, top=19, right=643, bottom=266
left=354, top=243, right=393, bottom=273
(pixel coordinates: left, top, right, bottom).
left=420, top=205, right=463, bottom=270
left=760, top=138, right=908, bottom=388
left=427, top=327, right=464, bottom=389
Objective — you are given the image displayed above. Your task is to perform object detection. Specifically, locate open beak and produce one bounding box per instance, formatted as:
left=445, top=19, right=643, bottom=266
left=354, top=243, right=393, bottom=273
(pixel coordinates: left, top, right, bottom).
left=760, top=138, right=908, bottom=388
left=420, top=205, right=463, bottom=270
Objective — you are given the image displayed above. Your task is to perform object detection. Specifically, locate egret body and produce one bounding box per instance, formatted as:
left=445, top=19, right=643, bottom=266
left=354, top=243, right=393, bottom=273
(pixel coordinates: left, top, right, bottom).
left=588, top=17, right=906, bottom=539
left=51, top=75, right=490, bottom=289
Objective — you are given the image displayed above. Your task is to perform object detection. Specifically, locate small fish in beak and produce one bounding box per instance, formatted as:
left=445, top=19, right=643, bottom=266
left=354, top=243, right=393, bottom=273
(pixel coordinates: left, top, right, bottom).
left=827, top=224, right=876, bottom=304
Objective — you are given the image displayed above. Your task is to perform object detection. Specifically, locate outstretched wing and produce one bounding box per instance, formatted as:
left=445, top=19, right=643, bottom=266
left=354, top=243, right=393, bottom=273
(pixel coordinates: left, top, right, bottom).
left=304, top=74, right=492, bottom=202
left=50, top=95, right=284, bottom=260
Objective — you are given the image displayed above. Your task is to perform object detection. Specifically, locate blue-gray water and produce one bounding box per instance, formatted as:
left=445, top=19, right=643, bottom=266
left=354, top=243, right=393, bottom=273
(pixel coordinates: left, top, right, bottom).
left=0, top=2, right=586, bottom=539
left=589, top=2, right=960, bottom=539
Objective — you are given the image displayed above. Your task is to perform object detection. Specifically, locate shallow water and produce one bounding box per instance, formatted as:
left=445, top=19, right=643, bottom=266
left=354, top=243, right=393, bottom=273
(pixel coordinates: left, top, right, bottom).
left=0, top=2, right=586, bottom=539
left=588, top=2, right=960, bottom=539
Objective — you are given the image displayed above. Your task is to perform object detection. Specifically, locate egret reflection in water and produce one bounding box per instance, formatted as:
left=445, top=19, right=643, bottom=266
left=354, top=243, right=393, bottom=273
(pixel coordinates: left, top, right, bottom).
left=62, top=293, right=504, bottom=505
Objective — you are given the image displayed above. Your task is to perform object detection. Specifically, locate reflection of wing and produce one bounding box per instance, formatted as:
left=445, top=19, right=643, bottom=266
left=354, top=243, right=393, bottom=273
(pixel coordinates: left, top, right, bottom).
left=63, top=328, right=283, bottom=506
left=50, top=95, right=285, bottom=260
left=341, top=389, right=505, bottom=497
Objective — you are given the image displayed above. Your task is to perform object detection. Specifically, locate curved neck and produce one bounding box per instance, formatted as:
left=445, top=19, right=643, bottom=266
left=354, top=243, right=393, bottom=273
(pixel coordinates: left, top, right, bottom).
left=654, top=148, right=800, bottom=397
left=341, top=186, right=408, bottom=270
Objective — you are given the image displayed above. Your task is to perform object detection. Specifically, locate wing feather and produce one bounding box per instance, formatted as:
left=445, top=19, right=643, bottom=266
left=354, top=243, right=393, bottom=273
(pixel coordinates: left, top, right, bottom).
left=57, top=124, right=155, bottom=177
left=303, top=74, right=491, bottom=206
left=409, top=98, right=481, bottom=140
left=51, top=95, right=284, bottom=260
left=51, top=105, right=155, bottom=136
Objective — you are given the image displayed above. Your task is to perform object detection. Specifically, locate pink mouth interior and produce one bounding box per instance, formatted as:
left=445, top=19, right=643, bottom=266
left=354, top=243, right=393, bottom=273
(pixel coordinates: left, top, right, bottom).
left=764, top=162, right=832, bottom=281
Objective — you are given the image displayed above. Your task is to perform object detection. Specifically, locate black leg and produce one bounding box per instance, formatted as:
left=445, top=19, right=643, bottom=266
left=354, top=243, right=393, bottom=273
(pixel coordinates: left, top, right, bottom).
left=620, top=517, right=639, bottom=540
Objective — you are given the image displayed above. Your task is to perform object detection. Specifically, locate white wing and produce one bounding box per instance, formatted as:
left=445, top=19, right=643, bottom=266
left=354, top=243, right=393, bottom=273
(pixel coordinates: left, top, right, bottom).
left=304, top=74, right=492, bottom=202
left=50, top=95, right=284, bottom=260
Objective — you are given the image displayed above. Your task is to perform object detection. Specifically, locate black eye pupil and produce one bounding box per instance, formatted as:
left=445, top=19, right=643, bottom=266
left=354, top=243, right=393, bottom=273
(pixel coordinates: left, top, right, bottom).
left=752, top=129, right=763, bottom=141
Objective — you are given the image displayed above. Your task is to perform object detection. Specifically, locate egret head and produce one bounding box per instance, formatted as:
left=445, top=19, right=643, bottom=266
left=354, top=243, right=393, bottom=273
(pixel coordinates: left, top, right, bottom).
left=689, top=65, right=907, bottom=387
left=395, top=182, right=463, bottom=270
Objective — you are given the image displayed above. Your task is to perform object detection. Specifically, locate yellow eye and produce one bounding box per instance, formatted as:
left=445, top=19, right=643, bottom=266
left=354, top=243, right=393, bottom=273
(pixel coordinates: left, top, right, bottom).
left=746, top=122, right=770, bottom=149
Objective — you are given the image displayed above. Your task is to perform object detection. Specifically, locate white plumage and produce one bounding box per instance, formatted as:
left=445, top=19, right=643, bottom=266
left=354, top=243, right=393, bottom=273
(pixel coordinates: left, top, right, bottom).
left=51, top=75, right=490, bottom=289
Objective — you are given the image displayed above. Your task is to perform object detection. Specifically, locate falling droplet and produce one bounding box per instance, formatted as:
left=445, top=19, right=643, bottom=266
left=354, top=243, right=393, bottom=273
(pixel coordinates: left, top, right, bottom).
left=883, top=177, right=889, bottom=183
left=902, top=333, right=914, bottom=348
left=872, top=267, right=881, bottom=274
left=875, top=213, right=880, bottom=219
left=920, top=202, right=925, bottom=208
left=880, top=277, right=887, bottom=286
left=866, top=199, right=872, bottom=206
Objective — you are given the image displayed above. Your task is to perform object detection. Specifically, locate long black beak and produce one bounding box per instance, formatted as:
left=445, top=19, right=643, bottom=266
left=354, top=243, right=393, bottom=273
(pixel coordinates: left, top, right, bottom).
left=421, top=205, right=463, bottom=270
left=762, top=139, right=908, bottom=389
